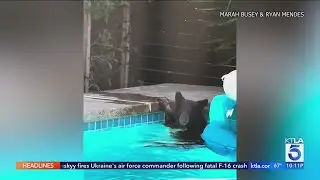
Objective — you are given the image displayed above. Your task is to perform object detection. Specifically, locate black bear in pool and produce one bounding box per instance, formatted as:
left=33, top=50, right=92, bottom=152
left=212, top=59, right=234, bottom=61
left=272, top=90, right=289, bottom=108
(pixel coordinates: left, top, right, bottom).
left=155, top=91, right=209, bottom=148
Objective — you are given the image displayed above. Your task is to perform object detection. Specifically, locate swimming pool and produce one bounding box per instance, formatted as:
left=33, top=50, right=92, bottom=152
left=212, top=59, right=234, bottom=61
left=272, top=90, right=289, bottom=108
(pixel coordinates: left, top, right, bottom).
left=84, top=113, right=236, bottom=180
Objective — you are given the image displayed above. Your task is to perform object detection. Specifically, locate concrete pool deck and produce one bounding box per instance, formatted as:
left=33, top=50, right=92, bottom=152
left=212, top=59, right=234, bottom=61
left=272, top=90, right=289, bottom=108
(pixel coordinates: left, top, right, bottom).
left=84, top=83, right=223, bottom=122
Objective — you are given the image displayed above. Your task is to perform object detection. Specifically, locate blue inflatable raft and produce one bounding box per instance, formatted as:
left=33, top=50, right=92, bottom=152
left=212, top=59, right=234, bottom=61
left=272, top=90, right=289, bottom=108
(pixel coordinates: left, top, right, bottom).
left=201, top=95, right=237, bottom=157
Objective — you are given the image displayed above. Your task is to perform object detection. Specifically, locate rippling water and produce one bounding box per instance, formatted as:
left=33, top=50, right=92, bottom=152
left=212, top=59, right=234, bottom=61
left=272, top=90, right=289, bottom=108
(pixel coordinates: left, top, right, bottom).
left=84, top=123, right=236, bottom=180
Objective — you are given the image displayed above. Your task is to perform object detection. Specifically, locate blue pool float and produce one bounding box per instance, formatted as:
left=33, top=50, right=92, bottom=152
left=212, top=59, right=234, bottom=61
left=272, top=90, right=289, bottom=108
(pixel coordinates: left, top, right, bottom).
left=201, top=95, right=237, bottom=156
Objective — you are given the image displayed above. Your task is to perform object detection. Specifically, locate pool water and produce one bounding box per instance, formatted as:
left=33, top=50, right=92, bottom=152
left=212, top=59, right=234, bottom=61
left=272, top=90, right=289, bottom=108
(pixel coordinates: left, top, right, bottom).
left=84, top=123, right=236, bottom=180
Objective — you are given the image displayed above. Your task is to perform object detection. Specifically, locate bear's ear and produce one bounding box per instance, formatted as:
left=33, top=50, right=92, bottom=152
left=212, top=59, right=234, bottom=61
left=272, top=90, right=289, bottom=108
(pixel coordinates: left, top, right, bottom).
left=196, top=99, right=208, bottom=109
left=175, top=91, right=185, bottom=108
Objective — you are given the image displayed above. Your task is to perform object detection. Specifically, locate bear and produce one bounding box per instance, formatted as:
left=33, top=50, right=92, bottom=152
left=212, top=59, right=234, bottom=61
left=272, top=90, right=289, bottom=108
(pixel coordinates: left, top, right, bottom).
left=157, top=91, right=209, bottom=145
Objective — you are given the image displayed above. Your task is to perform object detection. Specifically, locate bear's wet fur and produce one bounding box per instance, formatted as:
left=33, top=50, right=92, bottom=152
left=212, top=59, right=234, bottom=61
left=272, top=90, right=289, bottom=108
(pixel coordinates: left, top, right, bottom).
left=157, top=91, right=209, bottom=145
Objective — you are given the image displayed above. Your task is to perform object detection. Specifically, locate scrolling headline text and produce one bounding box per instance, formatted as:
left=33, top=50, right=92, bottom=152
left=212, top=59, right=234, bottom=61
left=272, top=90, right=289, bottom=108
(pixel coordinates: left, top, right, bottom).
left=16, top=161, right=303, bottom=170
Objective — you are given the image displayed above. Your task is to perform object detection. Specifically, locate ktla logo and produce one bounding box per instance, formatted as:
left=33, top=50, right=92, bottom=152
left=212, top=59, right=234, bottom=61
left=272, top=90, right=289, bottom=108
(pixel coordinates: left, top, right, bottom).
left=285, top=138, right=304, bottom=162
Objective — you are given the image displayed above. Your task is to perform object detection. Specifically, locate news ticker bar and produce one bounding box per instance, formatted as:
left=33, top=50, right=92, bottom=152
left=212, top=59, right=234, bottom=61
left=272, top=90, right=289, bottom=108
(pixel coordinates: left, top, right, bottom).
left=16, top=162, right=304, bottom=170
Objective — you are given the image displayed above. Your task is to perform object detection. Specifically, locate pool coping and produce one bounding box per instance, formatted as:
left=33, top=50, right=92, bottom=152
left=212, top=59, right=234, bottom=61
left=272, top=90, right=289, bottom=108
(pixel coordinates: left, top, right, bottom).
left=83, top=83, right=224, bottom=131
left=83, top=93, right=170, bottom=131
left=84, top=95, right=163, bottom=123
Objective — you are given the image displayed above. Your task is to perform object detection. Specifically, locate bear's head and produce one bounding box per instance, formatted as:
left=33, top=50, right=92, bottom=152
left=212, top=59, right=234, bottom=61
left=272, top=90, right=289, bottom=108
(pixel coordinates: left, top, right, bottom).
left=158, top=92, right=208, bottom=135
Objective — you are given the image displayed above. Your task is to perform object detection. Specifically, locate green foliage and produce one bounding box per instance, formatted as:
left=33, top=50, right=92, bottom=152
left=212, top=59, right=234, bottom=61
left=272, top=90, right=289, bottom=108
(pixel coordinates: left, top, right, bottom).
left=86, top=0, right=123, bottom=91
left=86, top=0, right=122, bottom=46
left=86, top=0, right=236, bottom=91
left=86, top=0, right=121, bottom=21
